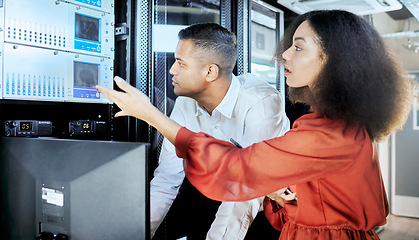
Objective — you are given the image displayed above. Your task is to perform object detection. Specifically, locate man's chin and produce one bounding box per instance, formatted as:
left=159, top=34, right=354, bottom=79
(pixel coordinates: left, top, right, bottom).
left=173, top=89, right=181, bottom=97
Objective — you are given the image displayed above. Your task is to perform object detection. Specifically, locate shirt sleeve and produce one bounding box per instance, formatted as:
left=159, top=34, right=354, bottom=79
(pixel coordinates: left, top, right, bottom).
left=206, top=92, right=289, bottom=240
left=150, top=101, right=186, bottom=237
left=176, top=116, right=364, bottom=202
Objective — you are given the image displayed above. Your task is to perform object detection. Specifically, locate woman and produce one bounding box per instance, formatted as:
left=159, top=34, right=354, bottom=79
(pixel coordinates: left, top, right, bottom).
left=96, top=10, right=413, bottom=239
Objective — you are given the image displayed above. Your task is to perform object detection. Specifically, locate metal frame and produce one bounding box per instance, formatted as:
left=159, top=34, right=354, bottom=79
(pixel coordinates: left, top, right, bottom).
left=276, top=10, right=285, bottom=100
left=133, top=0, right=153, bottom=143
left=236, top=0, right=250, bottom=75
left=221, top=0, right=232, bottom=31
left=135, top=0, right=153, bottom=96
left=249, top=0, right=285, bottom=108
left=153, top=0, right=169, bottom=117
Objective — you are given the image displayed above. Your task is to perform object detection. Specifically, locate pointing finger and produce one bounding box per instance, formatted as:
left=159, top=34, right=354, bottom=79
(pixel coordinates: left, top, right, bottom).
left=115, top=110, right=127, bottom=118
left=94, top=85, right=117, bottom=103
left=94, top=85, right=113, bottom=98
left=95, top=84, right=129, bottom=105
left=113, top=76, right=136, bottom=94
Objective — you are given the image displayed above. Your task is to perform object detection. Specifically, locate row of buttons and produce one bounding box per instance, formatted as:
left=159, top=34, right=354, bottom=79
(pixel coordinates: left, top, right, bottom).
left=17, top=131, right=36, bottom=135
left=7, top=27, right=67, bottom=47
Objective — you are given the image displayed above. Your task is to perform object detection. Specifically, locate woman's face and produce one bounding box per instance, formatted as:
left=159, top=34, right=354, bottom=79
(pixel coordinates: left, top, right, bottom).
left=282, top=20, right=326, bottom=89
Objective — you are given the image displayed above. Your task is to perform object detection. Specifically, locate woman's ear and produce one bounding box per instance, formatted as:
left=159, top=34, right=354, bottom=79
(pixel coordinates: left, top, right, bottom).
left=205, top=64, right=219, bottom=82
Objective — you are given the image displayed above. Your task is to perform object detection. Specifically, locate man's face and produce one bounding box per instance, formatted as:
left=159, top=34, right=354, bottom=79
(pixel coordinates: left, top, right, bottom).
left=169, top=40, right=208, bottom=98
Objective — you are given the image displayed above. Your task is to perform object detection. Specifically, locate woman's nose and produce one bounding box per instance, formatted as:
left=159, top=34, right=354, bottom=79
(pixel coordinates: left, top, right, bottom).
left=282, top=47, right=291, bottom=61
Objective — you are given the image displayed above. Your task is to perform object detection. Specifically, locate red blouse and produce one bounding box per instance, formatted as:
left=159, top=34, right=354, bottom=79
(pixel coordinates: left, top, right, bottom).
left=175, top=112, right=388, bottom=239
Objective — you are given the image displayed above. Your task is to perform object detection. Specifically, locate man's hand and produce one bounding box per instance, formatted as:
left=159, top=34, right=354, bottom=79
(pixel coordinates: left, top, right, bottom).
left=267, top=187, right=297, bottom=207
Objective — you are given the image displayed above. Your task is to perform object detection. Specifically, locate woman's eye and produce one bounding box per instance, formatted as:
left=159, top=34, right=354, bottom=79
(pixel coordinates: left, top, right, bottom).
left=295, top=46, right=302, bottom=51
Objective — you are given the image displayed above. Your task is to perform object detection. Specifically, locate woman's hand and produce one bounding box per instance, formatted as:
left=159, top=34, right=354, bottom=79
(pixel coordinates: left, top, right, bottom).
left=267, top=187, right=297, bottom=207
left=95, top=76, right=155, bottom=121
left=95, top=76, right=181, bottom=144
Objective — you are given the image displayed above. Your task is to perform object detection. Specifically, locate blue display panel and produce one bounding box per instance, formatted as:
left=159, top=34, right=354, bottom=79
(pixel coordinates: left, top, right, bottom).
left=3, top=0, right=114, bottom=57
left=63, top=0, right=114, bottom=14
left=75, top=0, right=102, bottom=8
left=73, top=61, right=100, bottom=99
left=74, top=13, right=101, bottom=54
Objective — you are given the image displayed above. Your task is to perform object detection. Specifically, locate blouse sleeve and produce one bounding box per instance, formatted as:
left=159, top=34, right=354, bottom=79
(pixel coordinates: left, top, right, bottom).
left=175, top=115, right=367, bottom=202
left=263, top=197, right=288, bottom=231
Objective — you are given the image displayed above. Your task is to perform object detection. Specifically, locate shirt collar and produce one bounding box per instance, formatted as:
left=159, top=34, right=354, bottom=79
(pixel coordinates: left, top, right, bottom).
left=195, top=74, right=240, bottom=118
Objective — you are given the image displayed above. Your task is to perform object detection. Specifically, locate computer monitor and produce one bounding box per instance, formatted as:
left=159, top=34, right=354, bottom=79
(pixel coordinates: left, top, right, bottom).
left=0, top=137, right=149, bottom=240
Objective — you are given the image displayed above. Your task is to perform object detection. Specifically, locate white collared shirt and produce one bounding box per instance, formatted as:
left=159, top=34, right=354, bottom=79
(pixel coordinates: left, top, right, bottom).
left=150, top=73, right=290, bottom=239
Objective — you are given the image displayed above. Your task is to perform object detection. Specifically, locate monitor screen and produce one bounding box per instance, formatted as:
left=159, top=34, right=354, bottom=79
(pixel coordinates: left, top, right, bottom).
left=0, top=137, right=149, bottom=240
left=74, top=61, right=99, bottom=88
left=73, top=61, right=100, bottom=99
left=75, top=13, right=100, bottom=43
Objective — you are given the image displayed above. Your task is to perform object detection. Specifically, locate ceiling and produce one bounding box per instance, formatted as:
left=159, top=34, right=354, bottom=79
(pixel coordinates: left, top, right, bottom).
left=261, top=0, right=419, bottom=72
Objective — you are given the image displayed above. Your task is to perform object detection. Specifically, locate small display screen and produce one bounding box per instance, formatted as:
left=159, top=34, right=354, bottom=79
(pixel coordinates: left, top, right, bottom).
left=73, top=61, right=100, bottom=99
left=82, top=122, right=91, bottom=130
left=75, top=13, right=100, bottom=43
left=74, top=61, right=99, bottom=88
left=19, top=122, right=33, bottom=131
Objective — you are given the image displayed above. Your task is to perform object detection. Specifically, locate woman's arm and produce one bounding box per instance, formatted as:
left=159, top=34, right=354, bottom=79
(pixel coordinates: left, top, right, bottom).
left=97, top=76, right=357, bottom=203
left=95, top=76, right=181, bottom=144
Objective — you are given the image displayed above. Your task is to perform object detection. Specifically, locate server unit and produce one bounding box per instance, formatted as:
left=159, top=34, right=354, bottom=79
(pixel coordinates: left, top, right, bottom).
left=1, top=0, right=115, bottom=103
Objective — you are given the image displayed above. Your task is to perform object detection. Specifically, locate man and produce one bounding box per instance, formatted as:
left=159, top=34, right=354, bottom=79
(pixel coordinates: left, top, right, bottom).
left=150, top=23, right=289, bottom=239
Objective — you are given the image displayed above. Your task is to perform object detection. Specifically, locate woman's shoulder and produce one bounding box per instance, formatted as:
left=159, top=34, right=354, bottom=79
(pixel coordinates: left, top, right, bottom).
left=291, top=112, right=368, bottom=142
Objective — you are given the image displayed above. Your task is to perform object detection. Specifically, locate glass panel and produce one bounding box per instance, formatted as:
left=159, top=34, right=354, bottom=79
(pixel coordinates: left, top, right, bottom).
left=250, top=1, right=279, bottom=88
left=153, top=1, right=220, bottom=53
left=153, top=0, right=221, bottom=104
left=155, top=0, right=220, bottom=25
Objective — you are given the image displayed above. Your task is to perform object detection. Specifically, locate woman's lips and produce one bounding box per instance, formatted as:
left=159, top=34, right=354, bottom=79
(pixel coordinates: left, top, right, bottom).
left=284, top=67, right=291, bottom=76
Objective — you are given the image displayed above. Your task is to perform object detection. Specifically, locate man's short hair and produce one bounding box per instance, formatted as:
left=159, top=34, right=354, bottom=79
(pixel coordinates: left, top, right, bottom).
left=178, top=23, right=237, bottom=75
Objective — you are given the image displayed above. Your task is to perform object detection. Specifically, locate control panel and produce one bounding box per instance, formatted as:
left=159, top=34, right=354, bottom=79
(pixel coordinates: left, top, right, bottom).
left=1, top=0, right=115, bottom=103
left=4, top=120, right=53, bottom=137
left=69, top=120, right=107, bottom=137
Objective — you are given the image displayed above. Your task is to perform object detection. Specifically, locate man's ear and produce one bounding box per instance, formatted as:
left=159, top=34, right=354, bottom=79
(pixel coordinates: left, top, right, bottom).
left=205, top=64, right=219, bottom=82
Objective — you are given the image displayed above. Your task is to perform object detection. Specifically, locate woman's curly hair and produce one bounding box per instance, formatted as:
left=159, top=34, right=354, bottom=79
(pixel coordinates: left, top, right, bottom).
left=277, top=10, right=414, bottom=141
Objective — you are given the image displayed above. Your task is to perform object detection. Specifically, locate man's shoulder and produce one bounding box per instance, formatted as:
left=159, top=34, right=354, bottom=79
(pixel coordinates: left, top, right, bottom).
left=237, top=73, right=280, bottom=98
